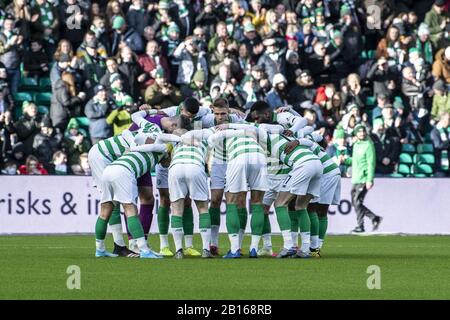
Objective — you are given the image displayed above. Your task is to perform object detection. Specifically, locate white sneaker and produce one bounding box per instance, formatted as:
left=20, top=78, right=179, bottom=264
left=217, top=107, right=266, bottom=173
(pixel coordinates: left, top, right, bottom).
left=128, top=240, right=140, bottom=255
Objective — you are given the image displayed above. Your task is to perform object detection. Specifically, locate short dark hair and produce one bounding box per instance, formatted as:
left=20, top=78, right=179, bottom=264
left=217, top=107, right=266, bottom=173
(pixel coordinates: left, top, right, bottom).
left=250, top=101, right=271, bottom=114
left=182, top=97, right=200, bottom=114
left=179, top=114, right=193, bottom=131
left=212, top=97, right=229, bottom=109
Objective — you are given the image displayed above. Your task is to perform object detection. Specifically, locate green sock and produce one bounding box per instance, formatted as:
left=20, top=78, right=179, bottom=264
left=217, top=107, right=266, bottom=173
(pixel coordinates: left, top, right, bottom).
left=183, top=206, right=194, bottom=236
left=226, top=204, right=240, bottom=234
left=309, top=211, right=319, bottom=236
left=108, top=205, right=121, bottom=226
left=95, top=217, right=108, bottom=240
left=171, top=215, right=183, bottom=228
left=289, top=210, right=298, bottom=232
left=157, top=206, right=170, bottom=235
left=275, top=207, right=291, bottom=231
left=262, top=214, right=271, bottom=234
left=238, top=207, right=248, bottom=230
left=297, top=209, right=311, bottom=233
left=319, top=215, right=328, bottom=240
left=199, top=212, right=211, bottom=229
left=250, top=204, right=264, bottom=235
left=209, top=207, right=221, bottom=226
left=127, top=215, right=145, bottom=239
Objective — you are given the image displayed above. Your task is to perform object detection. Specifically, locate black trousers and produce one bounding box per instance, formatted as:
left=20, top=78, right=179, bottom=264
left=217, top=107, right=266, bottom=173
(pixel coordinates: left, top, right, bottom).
left=351, top=183, right=377, bottom=228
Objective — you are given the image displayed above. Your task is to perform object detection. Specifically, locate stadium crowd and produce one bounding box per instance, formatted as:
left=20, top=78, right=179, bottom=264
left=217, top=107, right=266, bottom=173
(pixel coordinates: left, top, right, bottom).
left=0, top=0, right=449, bottom=177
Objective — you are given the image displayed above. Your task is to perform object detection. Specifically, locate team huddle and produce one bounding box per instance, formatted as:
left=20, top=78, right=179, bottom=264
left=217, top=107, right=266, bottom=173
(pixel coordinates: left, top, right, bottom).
left=89, top=97, right=341, bottom=259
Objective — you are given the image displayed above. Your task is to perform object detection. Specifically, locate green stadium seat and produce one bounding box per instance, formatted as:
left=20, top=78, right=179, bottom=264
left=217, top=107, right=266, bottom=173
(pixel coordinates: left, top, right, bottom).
left=19, top=77, right=39, bottom=91
left=399, top=153, right=413, bottom=164
left=389, top=173, right=405, bottom=178
left=401, top=144, right=416, bottom=154
left=367, top=50, right=376, bottom=59
left=413, top=173, right=427, bottom=178
left=366, top=96, right=376, bottom=106
left=13, top=92, right=33, bottom=103
left=424, top=132, right=432, bottom=143
left=414, top=154, right=435, bottom=165
left=37, top=105, right=49, bottom=115
left=39, top=77, right=52, bottom=91
left=34, top=92, right=52, bottom=106
left=416, top=143, right=434, bottom=154
left=414, top=163, right=433, bottom=175
left=394, top=96, right=403, bottom=105
left=398, top=164, right=411, bottom=176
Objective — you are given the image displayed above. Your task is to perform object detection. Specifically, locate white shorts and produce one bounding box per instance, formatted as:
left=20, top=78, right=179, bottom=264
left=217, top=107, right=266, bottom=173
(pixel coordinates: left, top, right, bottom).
left=156, top=163, right=169, bottom=189
left=88, top=145, right=111, bottom=191
left=280, top=160, right=322, bottom=201
left=225, top=154, right=268, bottom=193
left=311, top=174, right=341, bottom=205
left=262, top=176, right=285, bottom=206
left=168, top=164, right=209, bottom=202
left=101, top=165, right=138, bottom=205
left=210, top=162, right=227, bottom=190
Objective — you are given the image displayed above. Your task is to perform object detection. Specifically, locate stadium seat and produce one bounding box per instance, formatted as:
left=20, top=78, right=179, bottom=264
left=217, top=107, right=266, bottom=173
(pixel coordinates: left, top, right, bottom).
left=416, top=144, right=434, bottom=154
left=424, top=132, right=432, bottom=143
left=366, top=96, right=376, bottom=106
left=37, top=105, right=49, bottom=115
left=13, top=92, right=33, bottom=103
left=401, top=144, right=416, bottom=154
left=34, top=92, right=52, bottom=106
left=399, top=153, right=413, bottom=164
left=413, top=173, right=427, bottom=178
left=19, top=77, right=39, bottom=91
left=367, top=50, right=376, bottom=59
left=398, top=164, right=411, bottom=176
left=389, top=173, right=404, bottom=178
left=39, top=77, right=52, bottom=91
left=414, top=163, right=433, bottom=175
left=414, top=154, right=435, bottom=165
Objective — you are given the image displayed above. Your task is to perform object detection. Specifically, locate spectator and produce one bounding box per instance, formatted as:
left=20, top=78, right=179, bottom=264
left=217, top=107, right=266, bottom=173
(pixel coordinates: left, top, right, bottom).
left=99, top=57, right=126, bottom=89
left=58, top=0, right=89, bottom=50
left=257, top=37, right=285, bottom=83
left=415, top=23, right=434, bottom=65
left=51, top=150, right=68, bottom=175
left=90, top=16, right=111, bottom=56
left=431, top=80, right=450, bottom=123
left=195, top=0, right=220, bottom=39
left=18, top=155, right=48, bottom=175
left=370, top=118, right=401, bottom=175
left=424, top=0, right=449, bottom=48
left=50, top=71, right=86, bottom=133
left=117, top=46, right=146, bottom=100
left=23, top=39, right=49, bottom=78
left=288, top=69, right=316, bottom=110
left=110, top=15, right=144, bottom=56
left=32, top=117, right=63, bottom=169
left=341, top=73, right=367, bottom=111
left=266, top=73, right=288, bottom=110
left=78, top=39, right=106, bottom=99
left=0, top=16, right=24, bottom=95
left=432, top=46, right=450, bottom=85
left=50, top=52, right=72, bottom=86
left=30, top=0, right=59, bottom=60
left=71, top=152, right=91, bottom=175
left=84, top=84, right=113, bottom=145
left=326, top=127, right=352, bottom=177
left=366, top=56, right=397, bottom=99
left=1, top=157, right=18, bottom=175
left=144, top=68, right=183, bottom=110
left=430, top=112, right=450, bottom=176
left=63, top=118, right=91, bottom=167
left=179, top=69, right=208, bottom=103
left=13, top=101, right=42, bottom=156
left=126, top=0, right=152, bottom=37
left=138, top=40, right=171, bottom=87
left=307, top=41, right=331, bottom=86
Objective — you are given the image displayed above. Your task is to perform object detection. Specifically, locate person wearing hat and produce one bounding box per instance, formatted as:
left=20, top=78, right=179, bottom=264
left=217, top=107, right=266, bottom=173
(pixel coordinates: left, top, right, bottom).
left=257, top=37, right=285, bottom=83
left=63, top=118, right=91, bottom=167
left=424, top=0, right=449, bottom=48
left=14, top=101, right=42, bottom=156
left=84, top=84, right=113, bottom=144
left=111, top=15, right=144, bottom=55
left=432, top=46, right=450, bottom=85
left=49, top=52, right=72, bottom=86
left=267, top=73, right=289, bottom=110
left=242, top=23, right=262, bottom=49
left=144, top=67, right=183, bottom=109
left=370, top=116, right=401, bottom=175
left=79, top=37, right=106, bottom=99
left=184, top=69, right=209, bottom=102
left=327, top=127, right=352, bottom=177
left=326, top=30, right=348, bottom=84
left=349, top=123, right=382, bottom=233
left=431, top=80, right=450, bottom=122
left=32, top=117, right=63, bottom=169
left=416, top=23, right=434, bottom=65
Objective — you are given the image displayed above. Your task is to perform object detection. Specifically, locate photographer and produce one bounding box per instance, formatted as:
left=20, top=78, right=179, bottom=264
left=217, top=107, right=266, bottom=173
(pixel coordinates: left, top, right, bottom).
left=84, top=84, right=113, bottom=145
left=144, top=68, right=183, bottom=110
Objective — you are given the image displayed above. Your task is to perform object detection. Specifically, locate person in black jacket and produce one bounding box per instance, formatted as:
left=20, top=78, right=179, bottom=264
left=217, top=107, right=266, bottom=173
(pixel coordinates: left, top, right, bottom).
left=58, top=0, right=89, bottom=50
left=117, top=46, right=146, bottom=102
left=370, top=118, right=401, bottom=175
left=430, top=112, right=450, bottom=176
left=13, top=102, right=43, bottom=156
left=126, top=0, right=152, bottom=36
left=23, top=39, right=49, bottom=78
left=110, top=15, right=144, bottom=55
left=195, top=0, right=220, bottom=39
left=32, top=117, right=63, bottom=169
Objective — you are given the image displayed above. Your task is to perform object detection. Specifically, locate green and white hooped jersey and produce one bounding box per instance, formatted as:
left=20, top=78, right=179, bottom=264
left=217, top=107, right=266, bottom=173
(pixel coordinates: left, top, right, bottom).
left=226, top=135, right=265, bottom=161
left=204, top=127, right=227, bottom=163
left=170, top=140, right=209, bottom=168
left=311, top=145, right=340, bottom=176
left=111, top=150, right=165, bottom=179
left=96, top=123, right=162, bottom=161
left=266, top=134, right=318, bottom=168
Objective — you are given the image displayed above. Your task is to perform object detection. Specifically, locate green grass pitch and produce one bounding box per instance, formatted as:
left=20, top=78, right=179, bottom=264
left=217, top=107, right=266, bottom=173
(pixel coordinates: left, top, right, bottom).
left=1, top=234, right=450, bottom=300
